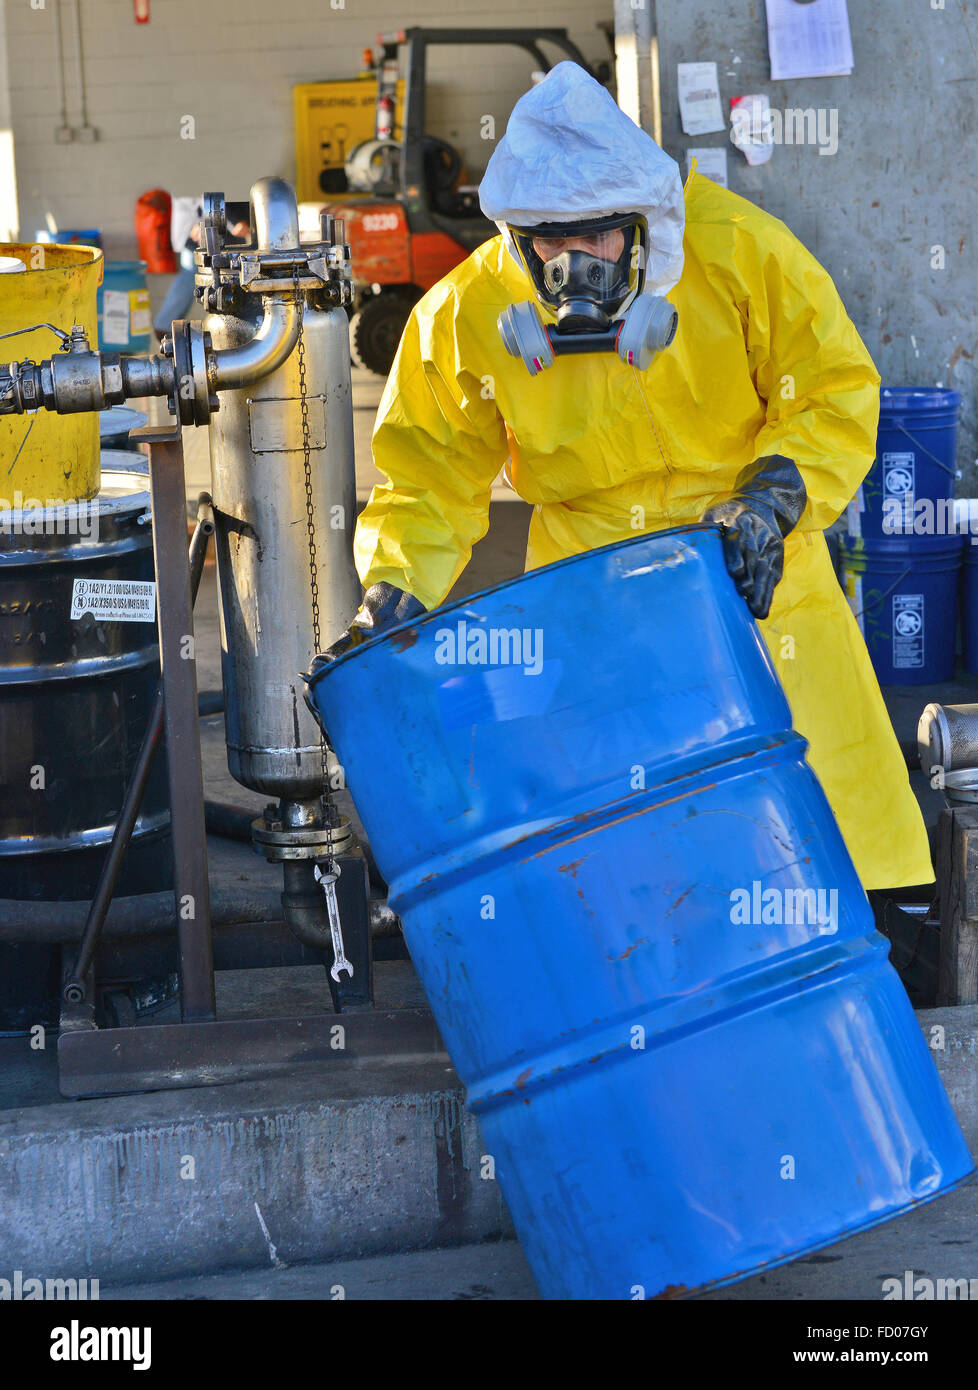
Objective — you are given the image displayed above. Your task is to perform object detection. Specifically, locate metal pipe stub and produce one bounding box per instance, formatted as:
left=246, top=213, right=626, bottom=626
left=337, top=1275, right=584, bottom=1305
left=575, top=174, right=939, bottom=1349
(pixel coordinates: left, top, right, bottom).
left=918, top=702, right=978, bottom=778
left=252, top=808, right=354, bottom=862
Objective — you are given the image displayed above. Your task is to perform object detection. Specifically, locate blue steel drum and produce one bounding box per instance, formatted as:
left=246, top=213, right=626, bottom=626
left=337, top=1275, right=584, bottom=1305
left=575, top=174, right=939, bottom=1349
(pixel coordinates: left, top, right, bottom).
left=307, top=525, right=973, bottom=1299
left=97, top=260, right=152, bottom=353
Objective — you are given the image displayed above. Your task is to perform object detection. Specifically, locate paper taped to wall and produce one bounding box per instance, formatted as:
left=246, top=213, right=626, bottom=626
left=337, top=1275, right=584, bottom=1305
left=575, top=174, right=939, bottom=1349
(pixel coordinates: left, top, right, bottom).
left=677, top=62, right=725, bottom=136
left=730, top=95, right=775, bottom=167
left=688, top=148, right=729, bottom=187
left=765, top=0, right=854, bottom=81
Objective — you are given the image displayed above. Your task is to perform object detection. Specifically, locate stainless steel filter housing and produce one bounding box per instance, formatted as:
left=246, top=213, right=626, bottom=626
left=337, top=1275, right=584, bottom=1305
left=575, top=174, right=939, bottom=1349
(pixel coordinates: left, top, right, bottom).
left=203, top=191, right=360, bottom=800
left=194, top=182, right=358, bottom=806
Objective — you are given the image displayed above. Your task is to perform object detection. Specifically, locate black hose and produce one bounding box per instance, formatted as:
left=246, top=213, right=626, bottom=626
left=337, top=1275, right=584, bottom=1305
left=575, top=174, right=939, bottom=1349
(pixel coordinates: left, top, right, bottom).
left=203, top=800, right=255, bottom=842
left=198, top=689, right=225, bottom=716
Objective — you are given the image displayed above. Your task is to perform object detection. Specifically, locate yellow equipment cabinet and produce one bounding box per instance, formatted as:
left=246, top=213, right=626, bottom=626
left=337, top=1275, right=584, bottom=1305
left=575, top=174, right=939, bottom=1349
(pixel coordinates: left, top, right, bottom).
left=294, top=76, right=404, bottom=202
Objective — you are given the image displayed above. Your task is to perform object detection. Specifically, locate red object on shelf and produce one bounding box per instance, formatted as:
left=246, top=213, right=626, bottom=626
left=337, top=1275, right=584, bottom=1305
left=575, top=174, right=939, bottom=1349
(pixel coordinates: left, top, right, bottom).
left=135, top=189, right=175, bottom=273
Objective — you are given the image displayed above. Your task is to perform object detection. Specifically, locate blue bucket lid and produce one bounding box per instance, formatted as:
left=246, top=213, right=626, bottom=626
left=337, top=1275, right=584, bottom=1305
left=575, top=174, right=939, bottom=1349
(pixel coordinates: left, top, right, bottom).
left=99, top=405, right=149, bottom=439
left=880, top=386, right=962, bottom=414
left=840, top=532, right=965, bottom=556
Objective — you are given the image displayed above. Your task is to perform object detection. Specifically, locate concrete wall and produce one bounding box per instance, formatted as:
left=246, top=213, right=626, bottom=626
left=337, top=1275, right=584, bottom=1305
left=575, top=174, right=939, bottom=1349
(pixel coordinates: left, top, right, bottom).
left=656, top=0, right=978, bottom=484
left=2, top=0, right=610, bottom=256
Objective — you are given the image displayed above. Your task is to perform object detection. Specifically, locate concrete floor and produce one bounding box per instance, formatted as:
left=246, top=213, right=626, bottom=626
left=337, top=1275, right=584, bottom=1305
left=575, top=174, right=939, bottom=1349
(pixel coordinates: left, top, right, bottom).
left=101, top=1170, right=978, bottom=1300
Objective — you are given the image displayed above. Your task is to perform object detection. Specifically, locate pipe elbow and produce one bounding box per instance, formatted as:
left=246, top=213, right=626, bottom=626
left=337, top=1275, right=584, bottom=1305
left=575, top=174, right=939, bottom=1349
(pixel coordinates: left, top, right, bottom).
left=209, top=296, right=301, bottom=392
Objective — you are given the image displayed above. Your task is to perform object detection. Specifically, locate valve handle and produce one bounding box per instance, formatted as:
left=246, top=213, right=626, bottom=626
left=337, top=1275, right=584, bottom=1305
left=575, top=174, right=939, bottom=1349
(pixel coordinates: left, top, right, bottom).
left=0, top=322, right=72, bottom=347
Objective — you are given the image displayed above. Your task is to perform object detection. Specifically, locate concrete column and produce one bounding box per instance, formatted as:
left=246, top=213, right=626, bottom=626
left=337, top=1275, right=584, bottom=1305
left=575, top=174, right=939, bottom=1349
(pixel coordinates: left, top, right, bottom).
left=614, top=0, right=661, bottom=143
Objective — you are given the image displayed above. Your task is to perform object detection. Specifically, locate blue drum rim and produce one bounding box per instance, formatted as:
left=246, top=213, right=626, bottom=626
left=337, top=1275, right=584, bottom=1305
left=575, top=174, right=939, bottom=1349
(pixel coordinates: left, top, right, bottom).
left=840, top=533, right=965, bottom=556
left=679, top=1170, right=975, bottom=1301
left=311, top=523, right=727, bottom=681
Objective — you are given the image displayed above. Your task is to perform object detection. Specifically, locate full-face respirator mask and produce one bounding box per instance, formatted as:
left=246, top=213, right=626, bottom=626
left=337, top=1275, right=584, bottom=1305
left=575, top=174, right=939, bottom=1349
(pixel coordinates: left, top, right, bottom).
left=497, top=212, right=679, bottom=376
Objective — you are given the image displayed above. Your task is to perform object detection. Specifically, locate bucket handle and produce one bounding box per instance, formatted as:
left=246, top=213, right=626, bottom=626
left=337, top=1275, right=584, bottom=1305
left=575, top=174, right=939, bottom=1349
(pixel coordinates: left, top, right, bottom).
left=887, top=419, right=957, bottom=478
left=850, top=564, right=913, bottom=620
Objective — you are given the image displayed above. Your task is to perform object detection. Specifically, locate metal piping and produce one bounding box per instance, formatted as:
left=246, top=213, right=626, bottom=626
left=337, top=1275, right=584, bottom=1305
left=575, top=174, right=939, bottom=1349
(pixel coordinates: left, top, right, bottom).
left=209, top=296, right=301, bottom=391
left=0, top=176, right=309, bottom=419
left=72, top=0, right=92, bottom=134
left=53, top=0, right=71, bottom=139
left=206, top=178, right=303, bottom=391
left=250, top=176, right=300, bottom=251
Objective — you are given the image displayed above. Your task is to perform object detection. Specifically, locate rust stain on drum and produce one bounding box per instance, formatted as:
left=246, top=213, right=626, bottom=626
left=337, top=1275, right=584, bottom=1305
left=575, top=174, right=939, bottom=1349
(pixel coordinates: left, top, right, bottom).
left=389, top=627, right=419, bottom=652
left=607, top=937, right=648, bottom=961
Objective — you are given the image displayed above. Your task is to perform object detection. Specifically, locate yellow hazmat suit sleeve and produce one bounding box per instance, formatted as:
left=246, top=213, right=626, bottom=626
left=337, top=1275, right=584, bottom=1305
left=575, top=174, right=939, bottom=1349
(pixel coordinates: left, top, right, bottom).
left=726, top=211, right=881, bottom=530
left=354, top=284, right=510, bottom=612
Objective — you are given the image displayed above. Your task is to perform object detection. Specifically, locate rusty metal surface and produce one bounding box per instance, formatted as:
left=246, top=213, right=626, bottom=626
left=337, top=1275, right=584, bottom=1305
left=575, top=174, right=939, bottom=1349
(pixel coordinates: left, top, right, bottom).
left=57, top=1007, right=446, bottom=1097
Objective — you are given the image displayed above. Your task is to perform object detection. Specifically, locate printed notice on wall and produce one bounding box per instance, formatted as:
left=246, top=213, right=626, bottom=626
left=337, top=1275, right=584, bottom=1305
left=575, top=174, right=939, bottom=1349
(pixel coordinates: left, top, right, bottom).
left=71, top=578, right=157, bottom=622
left=765, top=0, right=853, bottom=80
left=687, top=148, right=729, bottom=187
left=677, top=62, right=725, bottom=137
left=101, top=289, right=131, bottom=346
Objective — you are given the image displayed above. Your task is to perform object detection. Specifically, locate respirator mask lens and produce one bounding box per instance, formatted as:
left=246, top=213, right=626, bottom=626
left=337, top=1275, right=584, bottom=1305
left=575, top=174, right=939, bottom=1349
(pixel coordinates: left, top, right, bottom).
left=498, top=212, right=677, bottom=375
left=510, top=215, right=646, bottom=331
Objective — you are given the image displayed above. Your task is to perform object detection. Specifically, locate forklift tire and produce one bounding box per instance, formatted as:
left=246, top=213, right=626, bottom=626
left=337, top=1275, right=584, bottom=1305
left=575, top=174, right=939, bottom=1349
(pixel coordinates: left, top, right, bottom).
left=350, top=293, right=416, bottom=377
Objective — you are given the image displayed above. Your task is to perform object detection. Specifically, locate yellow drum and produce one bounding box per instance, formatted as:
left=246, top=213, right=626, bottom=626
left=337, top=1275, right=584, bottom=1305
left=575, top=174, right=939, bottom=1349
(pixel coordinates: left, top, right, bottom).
left=0, top=242, right=102, bottom=504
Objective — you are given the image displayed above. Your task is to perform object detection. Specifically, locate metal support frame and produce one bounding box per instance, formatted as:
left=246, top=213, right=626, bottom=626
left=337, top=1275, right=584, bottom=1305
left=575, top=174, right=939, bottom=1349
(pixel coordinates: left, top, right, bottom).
left=54, top=424, right=421, bottom=1099
left=63, top=492, right=214, bottom=1009
left=141, top=425, right=215, bottom=1022
left=4, top=175, right=423, bottom=1098
left=58, top=1008, right=447, bottom=1098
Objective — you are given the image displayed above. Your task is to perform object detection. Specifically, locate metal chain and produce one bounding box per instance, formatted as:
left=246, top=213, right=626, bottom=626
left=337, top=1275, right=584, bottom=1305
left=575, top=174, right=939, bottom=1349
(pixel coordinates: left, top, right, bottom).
left=293, top=265, right=333, bottom=823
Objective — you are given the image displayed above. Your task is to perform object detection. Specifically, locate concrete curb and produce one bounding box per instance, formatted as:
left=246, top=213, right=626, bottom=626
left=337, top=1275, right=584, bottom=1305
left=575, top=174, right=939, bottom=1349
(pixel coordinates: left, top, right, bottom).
left=0, top=1061, right=512, bottom=1286
left=917, top=1004, right=978, bottom=1152
left=0, top=1008, right=973, bottom=1288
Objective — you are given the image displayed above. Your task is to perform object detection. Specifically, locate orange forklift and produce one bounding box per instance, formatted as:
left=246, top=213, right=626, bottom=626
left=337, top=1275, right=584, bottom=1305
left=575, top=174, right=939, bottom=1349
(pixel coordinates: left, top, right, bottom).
left=318, top=27, right=600, bottom=375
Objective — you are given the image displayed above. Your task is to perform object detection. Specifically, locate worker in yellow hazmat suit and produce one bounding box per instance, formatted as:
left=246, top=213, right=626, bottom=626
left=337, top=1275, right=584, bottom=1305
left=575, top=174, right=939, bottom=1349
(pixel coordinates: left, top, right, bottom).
left=331, top=63, right=932, bottom=892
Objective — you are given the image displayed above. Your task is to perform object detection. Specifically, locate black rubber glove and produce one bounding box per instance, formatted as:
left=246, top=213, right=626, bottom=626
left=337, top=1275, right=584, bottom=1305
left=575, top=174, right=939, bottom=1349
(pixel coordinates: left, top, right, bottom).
left=700, top=454, right=807, bottom=620
left=316, top=582, right=427, bottom=665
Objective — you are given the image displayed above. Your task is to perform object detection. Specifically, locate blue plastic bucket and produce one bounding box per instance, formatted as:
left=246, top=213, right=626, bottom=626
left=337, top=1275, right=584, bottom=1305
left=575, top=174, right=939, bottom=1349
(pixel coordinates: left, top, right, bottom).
left=962, top=527, right=978, bottom=676
left=34, top=228, right=103, bottom=249
left=97, top=260, right=152, bottom=352
left=307, top=525, right=972, bottom=1300
left=847, top=387, right=961, bottom=539
left=839, top=533, right=964, bottom=684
